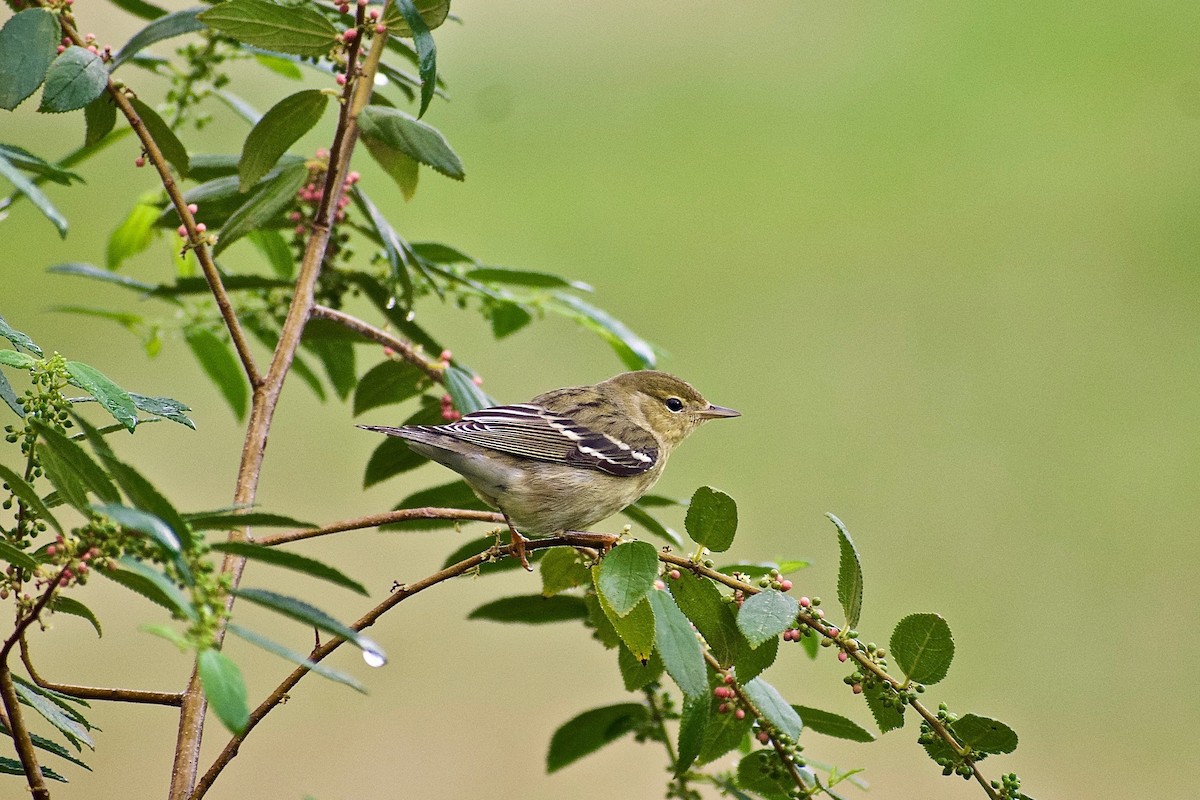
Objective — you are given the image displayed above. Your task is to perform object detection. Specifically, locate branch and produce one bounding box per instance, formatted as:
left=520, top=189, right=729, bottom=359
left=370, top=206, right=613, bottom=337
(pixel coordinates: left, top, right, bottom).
left=20, top=638, right=182, bottom=706
left=253, top=507, right=505, bottom=547
left=310, top=304, right=444, bottom=381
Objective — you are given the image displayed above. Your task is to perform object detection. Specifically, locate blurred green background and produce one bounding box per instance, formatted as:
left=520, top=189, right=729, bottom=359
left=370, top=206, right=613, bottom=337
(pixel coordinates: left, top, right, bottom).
left=2, top=1, right=1199, bottom=798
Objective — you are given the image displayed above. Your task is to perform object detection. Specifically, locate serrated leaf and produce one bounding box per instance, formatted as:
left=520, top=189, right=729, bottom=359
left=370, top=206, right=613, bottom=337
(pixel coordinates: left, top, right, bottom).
left=617, top=644, right=663, bottom=692
left=0, top=540, right=40, bottom=572
left=667, top=570, right=739, bottom=667
left=697, top=697, right=753, bottom=765
left=233, top=587, right=380, bottom=656
left=84, top=95, right=118, bottom=146
left=0, top=462, right=61, bottom=533
left=213, top=161, right=307, bottom=255
left=736, top=590, right=798, bottom=649
left=239, top=89, right=328, bottom=190
left=253, top=53, right=303, bottom=79
left=381, top=0, right=450, bottom=36
left=889, top=613, right=954, bottom=685
left=0, top=144, right=82, bottom=186
left=198, top=649, right=249, bottom=734
left=301, top=319, right=357, bottom=400
left=0, top=756, right=69, bottom=782
left=363, top=437, right=426, bottom=488
left=50, top=596, right=102, bottom=637
left=13, top=682, right=93, bottom=750
left=0, top=152, right=67, bottom=236
left=584, top=591, right=621, bottom=648
left=791, top=706, right=875, bottom=742
left=545, top=703, right=648, bottom=773
left=129, top=393, right=195, bottom=429
left=212, top=541, right=367, bottom=595
left=444, top=365, right=495, bottom=415
left=718, top=561, right=810, bottom=580
left=101, top=555, right=196, bottom=619
left=648, top=588, right=707, bottom=700
left=467, top=594, right=587, bottom=624
left=0, top=349, right=36, bottom=369
left=106, top=193, right=162, bottom=270
left=0, top=9, right=60, bottom=111
left=31, top=419, right=120, bottom=508
left=358, top=105, right=464, bottom=180
left=620, top=502, right=682, bottom=546
left=0, top=719, right=92, bottom=770
left=596, top=591, right=654, bottom=662
left=736, top=750, right=794, bottom=800
left=353, top=360, right=427, bottom=416
left=390, top=0, right=437, bottom=116
left=128, top=97, right=190, bottom=176
left=677, top=695, right=708, bottom=775
left=467, top=266, right=591, bottom=291
left=828, top=513, right=863, bottom=630
left=112, top=7, right=207, bottom=69
left=198, top=0, right=340, bottom=57
left=685, top=485, right=737, bottom=552
left=487, top=301, right=532, bottom=339
left=184, top=326, right=248, bottom=420
left=742, top=678, right=802, bottom=740
left=361, top=127, right=420, bottom=200
left=863, top=681, right=904, bottom=734
left=539, top=547, right=590, bottom=597
left=47, top=262, right=156, bottom=292
left=549, top=293, right=656, bottom=370
left=351, top=186, right=415, bottom=307
left=733, top=631, right=778, bottom=684
left=184, top=509, right=316, bottom=530
left=39, top=47, right=108, bottom=114
left=385, top=479, right=492, bottom=531
left=91, top=503, right=180, bottom=556
left=227, top=623, right=365, bottom=693
left=108, top=0, right=168, bottom=21
left=66, top=361, right=138, bottom=431
left=950, top=714, right=1017, bottom=755
left=595, top=541, right=659, bottom=617
left=0, top=370, right=22, bottom=416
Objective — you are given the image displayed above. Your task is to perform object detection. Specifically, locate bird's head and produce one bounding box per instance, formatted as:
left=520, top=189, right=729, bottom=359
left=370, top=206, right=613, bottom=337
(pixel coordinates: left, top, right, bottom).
left=601, top=370, right=739, bottom=448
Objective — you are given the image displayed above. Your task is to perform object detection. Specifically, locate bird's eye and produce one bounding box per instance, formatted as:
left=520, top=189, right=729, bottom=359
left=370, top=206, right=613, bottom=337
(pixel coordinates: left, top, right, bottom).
left=665, top=397, right=684, bottom=412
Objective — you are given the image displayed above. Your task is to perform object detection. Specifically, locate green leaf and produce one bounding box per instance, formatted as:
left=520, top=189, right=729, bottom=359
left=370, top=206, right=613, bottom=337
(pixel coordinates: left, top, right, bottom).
left=239, top=89, right=328, bottom=190
left=31, top=419, right=120, bottom=508
left=253, top=53, right=303, bottom=79
left=213, top=161, right=307, bottom=255
left=791, top=706, right=875, bottom=743
left=128, top=97, right=190, bottom=176
left=108, top=0, right=168, bottom=21
left=351, top=187, right=415, bottom=307
left=184, top=509, right=316, bottom=530
left=736, top=590, right=798, bottom=649
left=112, top=7, right=207, bottom=69
left=828, top=513, right=864, bottom=630
left=467, top=266, right=591, bottom=291
left=595, top=541, right=659, bottom=617
left=198, top=649, right=249, bottom=734
left=0, top=462, right=61, bottom=533
left=539, top=547, right=590, bottom=597
left=697, top=696, right=753, bottom=765
left=233, top=587, right=380, bottom=656
left=184, top=326, right=248, bottom=420
left=88, top=452, right=194, bottom=556
left=363, top=437, right=426, bottom=489
left=391, top=0, right=437, bottom=117
left=358, top=106, right=464, bottom=180
left=863, top=681, right=905, bottom=734
left=50, top=596, right=102, bottom=637
left=211, top=542, right=367, bottom=595
left=385, top=479, right=491, bottom=531
left=584, top=592, right=621, bottom=648
left=950, top=714, right=1018, bottom=755
left=129, top=393, right=195, bottom=429
left=718, top=561, right=810, bottom=580
left=0, top=9, right=60, bottom=110
left=736, top=751, right=794, bottom=800
left=13, top=681, right=93, bottom=750
left=381, top=0, right=450, bottom=36
left=0, top=144, right=82, bottom=186
left=676, top=695, right=709, bottom=775
left=685, top=486, right=737, bottom=552
left=620, top=502, right=683, bottom=546
left=648, top=588, right=707, bottom=700
left=84, top=95, right=118, bottom=146
left=0, top=370, right=22, bottom=416
left=0, top=756, right=68, bottom=782
left=467, top=594, right=587, bottom=624
left=0, top=540, right=40, bottom=572
left=617, top=644, right=663, bottom=692
left=91, top=503, right=180, bottom=554
left=199, top=0, right=340, bottom=57
left=546, top=703, right=648, bottom=773
left=444, top=365, right=496, bottom=415
left=0, top=151, right=67, bottom=236
left=101, top=555, right=196, bottom=619
left=667, top=570, right=739, bottom=667
left=39, top=46, right=108, bottom=114
left=487, top=301, right=533, bottom=339
left=742, top=678, right=802, bottom=739
left=733, top=631, right=778, bottom=684
left=248, top=229, right=293, bottom=278
left=353, top=360, right=427, bottom=416
left=227, top=623, right=365, bottom=693
left=66, top=361, right=138, bottom=431
left=0, top=718, right=92, bottom=770
left=106, top=193, right=162, bottom=270
left=301, top=319, right=357, bottom=400
left=0, top=349, right=36, bottom=369
left=360, top=122, right=420, bottom=200
left=549, top=293, right=656, bottom=370
left=889, top=613, right=954, bottom=685
left=47, top=262, right=157, bottom=292
left=595, top=592, right=654, bottom=662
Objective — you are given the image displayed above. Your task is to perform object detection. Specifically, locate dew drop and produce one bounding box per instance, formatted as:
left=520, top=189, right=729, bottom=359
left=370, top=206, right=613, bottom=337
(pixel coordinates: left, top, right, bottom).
left=385, top=296, right=396, bottom=309
left=404, top=310, right=415, bottom=322
left=360, top=638, right=387, bottom=668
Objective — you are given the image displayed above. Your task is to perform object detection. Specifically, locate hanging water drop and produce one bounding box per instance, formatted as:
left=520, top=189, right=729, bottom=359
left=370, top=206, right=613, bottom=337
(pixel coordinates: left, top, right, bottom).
left=360, top=638, right=387, bottom=668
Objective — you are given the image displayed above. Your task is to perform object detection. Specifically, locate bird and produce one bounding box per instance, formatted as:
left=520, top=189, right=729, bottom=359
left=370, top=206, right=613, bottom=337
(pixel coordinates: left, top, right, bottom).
left=359, top=370, right=739, bottom=569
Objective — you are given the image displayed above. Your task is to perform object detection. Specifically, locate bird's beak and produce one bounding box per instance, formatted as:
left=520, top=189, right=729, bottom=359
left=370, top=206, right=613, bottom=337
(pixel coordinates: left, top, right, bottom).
left=699, top=404, right=740, bottom=419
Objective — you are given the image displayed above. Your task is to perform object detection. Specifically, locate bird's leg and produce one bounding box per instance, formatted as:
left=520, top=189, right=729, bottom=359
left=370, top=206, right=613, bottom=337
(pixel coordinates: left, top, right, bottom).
left=503, top=514, right=532, bottom=572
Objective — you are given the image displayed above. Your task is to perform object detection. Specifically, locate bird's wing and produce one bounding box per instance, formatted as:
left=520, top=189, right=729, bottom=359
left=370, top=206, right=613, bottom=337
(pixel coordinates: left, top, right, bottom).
left=406, top=403, right=659, bottom=477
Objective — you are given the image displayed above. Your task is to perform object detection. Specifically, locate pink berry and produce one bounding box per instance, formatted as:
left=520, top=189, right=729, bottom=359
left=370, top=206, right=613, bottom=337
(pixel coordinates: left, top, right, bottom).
left=668, top=569, right=681, bottom=580
left=472, top=375, right=484, bottom=386
left=723, top=674, right=735, bottom=685
left=46, top=545, right=56, bottom=556
left=187, top=203, right=198, bottom=214
left=336, top=74, right=347, bottom=86
left=368, top=9, right=379, bottom=20
left=342, top=28, right=358, bottom=42
left=757, top=731, right=770, bottom=744
left=440, top=349, right=453, bottom=361
left=347, top=170, right=361, bottom=183
left=852, top=683, right=863, bottom=694
left=375, top=23, right=386, bottom=34
left=195, top=222, right=207, bottom=233
left=718, top=703, right=728, bottom=714
left=735, top=709, right=746, bottom=720
left=56, top=45, right=65, bottom=54
left=135, top=156, right=145, bottom=167
left=177, top=225, right=188, bottom=237
left=382, top=346, right=395, bottom=357
left=780, top=579, right=793, bottom=591
left=714, top=687, right=725, bottom=698
left=653, top=579, right=666, bottom=591
left=338, top=2, right=349, bottom=11
left=294, top=225, right=306, bottom=235
left=799, top=596, right=811, bottom=607
left=838, top=651, right=848, bottom=662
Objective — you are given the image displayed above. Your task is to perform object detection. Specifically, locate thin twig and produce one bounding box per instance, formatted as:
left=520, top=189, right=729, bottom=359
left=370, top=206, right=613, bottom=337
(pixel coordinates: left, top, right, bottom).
left=253, top=507, right=505, bottom=547
left=20, top=638, right=182, bottom=706
left=310, top=304, right=444, bottom=380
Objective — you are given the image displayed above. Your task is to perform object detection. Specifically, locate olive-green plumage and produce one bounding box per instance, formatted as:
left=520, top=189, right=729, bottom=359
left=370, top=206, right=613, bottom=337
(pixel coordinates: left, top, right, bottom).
left=360, top=370, right=738, bottom=565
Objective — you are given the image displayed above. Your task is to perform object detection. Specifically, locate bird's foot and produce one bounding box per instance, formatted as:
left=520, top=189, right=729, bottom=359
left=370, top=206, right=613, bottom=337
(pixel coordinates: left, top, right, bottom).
left=506, top=521, right=532, bottom=572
